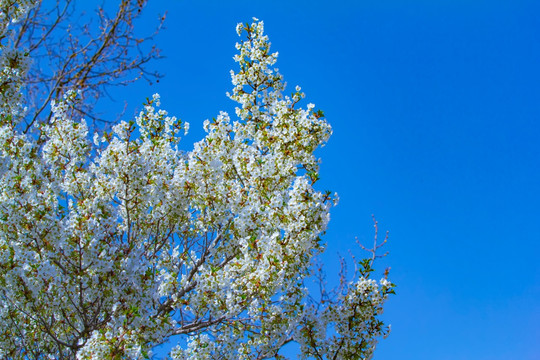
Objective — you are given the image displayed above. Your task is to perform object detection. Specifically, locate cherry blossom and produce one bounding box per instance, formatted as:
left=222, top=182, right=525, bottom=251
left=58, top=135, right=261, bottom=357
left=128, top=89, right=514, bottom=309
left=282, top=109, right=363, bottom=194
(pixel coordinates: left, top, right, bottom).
left=0, top=7, right=394, bottom=359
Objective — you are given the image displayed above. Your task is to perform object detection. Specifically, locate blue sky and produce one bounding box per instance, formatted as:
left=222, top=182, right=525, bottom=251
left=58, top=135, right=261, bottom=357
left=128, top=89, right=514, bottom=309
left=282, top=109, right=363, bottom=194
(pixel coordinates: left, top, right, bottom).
left=94, top=1, right=539, bottom=358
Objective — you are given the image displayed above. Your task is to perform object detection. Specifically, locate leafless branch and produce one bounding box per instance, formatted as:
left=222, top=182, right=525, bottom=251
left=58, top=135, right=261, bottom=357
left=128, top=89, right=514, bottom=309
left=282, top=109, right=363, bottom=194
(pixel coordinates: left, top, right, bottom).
left=1, top=0, right=166, bottom=133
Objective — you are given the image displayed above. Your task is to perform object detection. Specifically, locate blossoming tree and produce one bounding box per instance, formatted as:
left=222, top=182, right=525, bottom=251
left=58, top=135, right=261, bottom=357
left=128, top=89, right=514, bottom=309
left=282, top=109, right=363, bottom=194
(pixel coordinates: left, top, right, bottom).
left=0, top=2, right=394, bottom=359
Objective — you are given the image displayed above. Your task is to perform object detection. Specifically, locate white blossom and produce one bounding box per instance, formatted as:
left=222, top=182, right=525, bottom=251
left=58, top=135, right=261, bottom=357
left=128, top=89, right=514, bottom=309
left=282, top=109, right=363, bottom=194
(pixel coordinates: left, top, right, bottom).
left=0, top=12, right=394, bottom=360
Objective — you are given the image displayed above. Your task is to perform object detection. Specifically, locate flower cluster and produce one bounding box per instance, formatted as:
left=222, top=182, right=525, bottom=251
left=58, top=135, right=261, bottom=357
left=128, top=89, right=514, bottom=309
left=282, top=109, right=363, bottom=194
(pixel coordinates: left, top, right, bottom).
left=0, top=0, right=36, bottom=120
left=0, top=0, right=37, bottom=37
left=0, top=10, right=393, bottom=360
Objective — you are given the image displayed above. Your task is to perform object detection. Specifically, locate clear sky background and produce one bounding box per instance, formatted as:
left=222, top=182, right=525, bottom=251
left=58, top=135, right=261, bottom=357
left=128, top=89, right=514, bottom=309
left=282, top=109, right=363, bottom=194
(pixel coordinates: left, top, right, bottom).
left=91, top=0, right=539, bottom=359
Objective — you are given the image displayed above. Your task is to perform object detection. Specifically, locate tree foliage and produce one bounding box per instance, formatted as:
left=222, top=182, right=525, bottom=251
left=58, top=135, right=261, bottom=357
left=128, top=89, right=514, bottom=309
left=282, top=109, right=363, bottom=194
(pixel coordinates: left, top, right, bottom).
left=0, top=2, right=394, bottom=359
